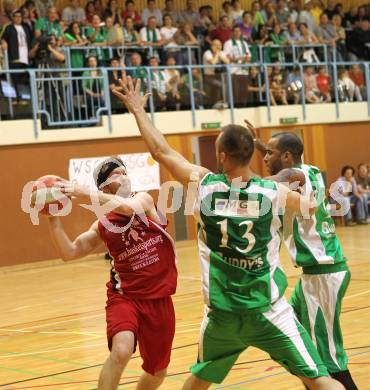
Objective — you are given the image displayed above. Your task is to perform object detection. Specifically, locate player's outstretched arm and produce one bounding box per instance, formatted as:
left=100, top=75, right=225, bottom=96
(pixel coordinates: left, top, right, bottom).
left=57, top=182, right=159, bottom=223
left=48, top=218, right=103, bottom=261
left=112, top=76, right=209, bottom=186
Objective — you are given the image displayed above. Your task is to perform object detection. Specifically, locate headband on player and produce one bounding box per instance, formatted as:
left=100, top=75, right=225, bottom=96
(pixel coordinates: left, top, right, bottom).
left=94, top=157, right=126, bottom=189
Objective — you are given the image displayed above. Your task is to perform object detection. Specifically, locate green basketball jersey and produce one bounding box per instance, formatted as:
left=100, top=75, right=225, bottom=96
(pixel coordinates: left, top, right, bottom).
left=194, top=173, right=288, bottom=314
left=284, top=164, right=347, bottom=271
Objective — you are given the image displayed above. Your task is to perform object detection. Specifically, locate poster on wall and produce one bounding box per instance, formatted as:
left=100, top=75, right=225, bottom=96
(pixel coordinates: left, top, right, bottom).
left=68, top=153, right=160, bottom=191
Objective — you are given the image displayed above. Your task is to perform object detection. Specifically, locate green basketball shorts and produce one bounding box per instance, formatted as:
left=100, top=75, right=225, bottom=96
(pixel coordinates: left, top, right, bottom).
left=191, top=297, right=328, bottom=384
left=290, top=269, right=351, bottom=374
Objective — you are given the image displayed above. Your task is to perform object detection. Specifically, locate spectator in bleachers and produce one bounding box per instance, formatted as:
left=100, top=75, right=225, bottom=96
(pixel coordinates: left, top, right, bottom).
left=357, top=163, right=370, bottom=218
left=93, top=0, right=103, bottom=18
left=86, top=14, right=107, bottom=45
left=285, top=22, right=302, bottom=43
left=316, top=13, right=343, bottom=61
left=34, top=0, right=54, bottom=19
left=62, top=0, right=86, bottom=25
left=298, top=0, right=317, bottom=32
left=172, top=22, right=198, bottom=64
left=147, top=56, right=168, bottom=110
left=103, top=0, right=122, bottom=26
left=162, top=0, right=181, bottom=26
left=230, top=0, right=244, bottom=24
left=29, top=32, right=65, bottom=68
left=237, top=12, right=253, bottom=42
left=355, top=6, right=368, bottom=26
left=163, top=55, right=181, bottom=109
left=344, top=6, right=358, bottom=28
left=220, top=1, right=233, bottom=24
left=203, top=38, right=229, bottom=108
left=224, top=24, right=250, bottom=105
left=349, top=64, right=366, bottom=99
left=63, top=21, right=88, bottom=68
left=34, top=6, right=62, bottom=40
left=122, top=16, right=141, bottom=46
left=223, top=25, right=251, bottom=74
left=316, top=66, right=331, bottom=102
left=140, top=16, right=164, bottom=48
left=269, top=23, right=288, bottom=62
left=276, top=0, right=290, bottom=28
left=255, top=24, right=270, bottom=45
left=121, top=0, right=142, bottom=28
left=246, top=65, right=262, bottom=106
left=108, top=56, right=126, bottom=89
left=269, top=64, right=288, bottom=105
left=142, top=0, right=162, bottom=26
left=128, top=52, right=147, bottom=87
left=82, top=55, right=104, bottom=116
left=251, top=1, right=265, bottom=28
left=1, top=9, right=32, bottom=101
left=179, top=67, right=205, bottom=108
left=208, top=15, right=232, bottom=45
left=304, top=66, right=323, bottom=103
left=323, top=0, right=336, bottom=20
left=335, top=165, right=369, bottom=225
left=85, top=1, right=96, bottom=25
left=199, top=5, right=215, bottom=33
left=337, top=68, right=363, bottom=102
left=0, top=0, right=16, bottom=27
left=333, top=3, right=346, bottom=25
left=21, top=1, right=38, bottom=31
left=108, top=56, right=126, bottom=111
left=298, top=22, right=320, bottom=62
left=310, top=0, right=324, bottom=26
left=262, top=2, right=278, bottom=27
left=85, top=14, right=109, bottom=62
left=332, top=14, right=348, bottom=60
left=287, top=0, right=299, bottom=24
left=160, top=14, right=178, bottom=46
left=286, top=67, right=302, bottom=104
left=105, top=16, right=124, bottom=46
left=179, top=0, right=201, bottom=33
left=347, top=18, right=370, bottom=61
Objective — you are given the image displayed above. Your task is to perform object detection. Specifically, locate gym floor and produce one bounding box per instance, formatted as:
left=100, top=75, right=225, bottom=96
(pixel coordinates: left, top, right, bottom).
left=0, top=225, right=369, bottom=390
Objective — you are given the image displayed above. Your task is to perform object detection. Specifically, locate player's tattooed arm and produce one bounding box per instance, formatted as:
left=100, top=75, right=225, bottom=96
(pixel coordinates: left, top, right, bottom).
left=277, top=184, right=315, bottom=218
left=266, top=168, right=306, bottom=192
left=243, top=119, right=267, bottom=155
left=112, top=76, right=209, bottom=186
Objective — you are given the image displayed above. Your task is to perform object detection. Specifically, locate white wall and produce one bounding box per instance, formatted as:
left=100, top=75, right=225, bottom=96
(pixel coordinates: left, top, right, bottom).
left=0, top=102, right=368, bottom=146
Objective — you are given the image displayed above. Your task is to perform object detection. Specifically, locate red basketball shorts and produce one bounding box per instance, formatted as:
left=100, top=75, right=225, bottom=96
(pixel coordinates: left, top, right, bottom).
left=106, top=289, right=175, bottom=375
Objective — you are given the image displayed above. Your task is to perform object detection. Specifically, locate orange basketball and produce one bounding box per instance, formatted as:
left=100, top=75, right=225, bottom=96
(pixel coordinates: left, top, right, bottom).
left=31, top=175, right=71, bottom=216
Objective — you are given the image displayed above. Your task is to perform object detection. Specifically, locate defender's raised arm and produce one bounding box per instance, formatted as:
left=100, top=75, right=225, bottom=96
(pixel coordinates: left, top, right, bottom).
left=113, top=76, right=209, bottom=186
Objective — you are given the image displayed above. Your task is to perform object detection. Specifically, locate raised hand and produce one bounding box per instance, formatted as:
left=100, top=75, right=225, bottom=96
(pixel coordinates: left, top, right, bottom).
left=244, top=119, right=258, bottom=140
left=112, top=76, right=151, bottom=114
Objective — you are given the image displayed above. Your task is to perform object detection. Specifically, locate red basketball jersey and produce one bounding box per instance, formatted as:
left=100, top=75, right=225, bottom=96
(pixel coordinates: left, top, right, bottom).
left=98, top=213, right=178, bottom=299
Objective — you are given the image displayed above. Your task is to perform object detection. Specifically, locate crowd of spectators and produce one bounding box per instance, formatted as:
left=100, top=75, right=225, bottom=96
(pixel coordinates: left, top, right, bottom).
left=0, top=0, right=369, bottom=112
left=333, top=162, right=370, bottom=226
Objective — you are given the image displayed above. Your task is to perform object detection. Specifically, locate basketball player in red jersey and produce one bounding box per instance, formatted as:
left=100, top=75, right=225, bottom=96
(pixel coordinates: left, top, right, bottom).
left=46, top=157, right=178, bottom=390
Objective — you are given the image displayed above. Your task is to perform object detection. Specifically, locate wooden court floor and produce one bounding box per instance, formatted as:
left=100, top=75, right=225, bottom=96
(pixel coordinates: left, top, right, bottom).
left=0, top=225, right=369, bottom=390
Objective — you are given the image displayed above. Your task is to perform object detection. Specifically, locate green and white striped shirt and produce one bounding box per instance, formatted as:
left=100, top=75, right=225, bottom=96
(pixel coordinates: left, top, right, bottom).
left=194, top=173, right=288, bottom=313
left=284, top=164, right=347, bottom=274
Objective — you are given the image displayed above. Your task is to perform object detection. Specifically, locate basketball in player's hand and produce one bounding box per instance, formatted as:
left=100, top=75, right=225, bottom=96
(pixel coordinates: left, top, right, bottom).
left=31, top=175, right=71, bottom=216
